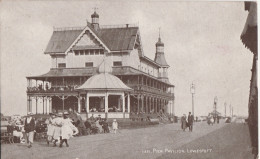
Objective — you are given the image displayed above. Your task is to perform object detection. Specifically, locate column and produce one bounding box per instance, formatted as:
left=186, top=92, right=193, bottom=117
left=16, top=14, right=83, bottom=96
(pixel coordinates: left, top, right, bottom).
left=105, top=92, right=108, bottom=119
left=127, top=93, right=130, bottom=113
left=35, top=97, right=38, bottom=114
left=141, top=95, right=144, bottom=113
left=122, top=93, right=125, bottom=113
left=155, top=98, right=157, bottom=113
left=148, top=97, right=152, bottom=113
left=137, top=95, right=140, bottom=113
left=78, top=95, right=81, bottom=113
left=29, top=96, right=32, bottom=112
left=49, top=97, right=52, bottom=113
left=27, top=96, right=29, bottom=114
left=86, top=93, right=89, bottom=113
left=45, top=97, right=47, bottom=114
left=145, top=96, right=148, bottom=113
left=43, top=97, right=45, bottom=114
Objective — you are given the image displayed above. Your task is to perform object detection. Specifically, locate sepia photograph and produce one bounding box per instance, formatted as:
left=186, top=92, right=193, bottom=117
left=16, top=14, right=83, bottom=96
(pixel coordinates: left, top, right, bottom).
left=0, top=0, right=258, bottom=159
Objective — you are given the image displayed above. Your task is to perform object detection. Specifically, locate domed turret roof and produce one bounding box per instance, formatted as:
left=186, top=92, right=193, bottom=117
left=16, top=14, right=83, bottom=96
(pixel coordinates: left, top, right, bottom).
left=91, top=11, right=99, bottom=18
left=76, top=73, right=132, bottom=91
left=156, top=37, right=164, bottom=47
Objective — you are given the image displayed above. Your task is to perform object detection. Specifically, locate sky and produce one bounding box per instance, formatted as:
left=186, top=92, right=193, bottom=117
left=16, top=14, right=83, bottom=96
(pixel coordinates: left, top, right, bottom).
left=0, top=0, right=254, bottom=117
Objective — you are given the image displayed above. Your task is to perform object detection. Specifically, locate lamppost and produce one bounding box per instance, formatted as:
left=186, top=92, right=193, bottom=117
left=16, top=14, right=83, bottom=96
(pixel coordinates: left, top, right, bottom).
left=224, top=102, right=227, bottom=117
left=214, top=96, right=218, bottom=122
left=190, top=83, right=195, bottom=116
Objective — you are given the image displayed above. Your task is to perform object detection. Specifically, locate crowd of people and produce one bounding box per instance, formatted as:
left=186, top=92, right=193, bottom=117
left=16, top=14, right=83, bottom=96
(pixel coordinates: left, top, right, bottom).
left=2, top=108, right=120, bottom=148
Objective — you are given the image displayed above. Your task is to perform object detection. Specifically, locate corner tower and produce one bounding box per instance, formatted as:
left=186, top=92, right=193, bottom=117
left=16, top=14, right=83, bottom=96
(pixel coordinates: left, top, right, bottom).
left=154, top=31, right=169, bottom=83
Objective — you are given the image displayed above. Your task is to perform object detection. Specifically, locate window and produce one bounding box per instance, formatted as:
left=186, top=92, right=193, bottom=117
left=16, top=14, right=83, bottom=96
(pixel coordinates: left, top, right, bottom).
left=85, top=50, right=90, bottom=55
left=94, top=50, right=99, bottom=55
left=90, top=50, right=94, bottom=55
left=58, top=63, right=66, bottom=68
left=75, top=51, right=79, bottom=56
left=113, top=61, right=122, bottom=66
left=100, top=50, right=104, bottom=55
left=85, top=62, right=94, bottom=67
left=80, top=50, right=84, bottom=55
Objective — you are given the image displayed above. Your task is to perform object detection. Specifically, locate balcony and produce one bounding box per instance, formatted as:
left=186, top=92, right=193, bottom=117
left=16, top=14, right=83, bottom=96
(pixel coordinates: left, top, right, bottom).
left=26, top=86, right=79, bottom=95
left=127, top=84, right=174, bottom=98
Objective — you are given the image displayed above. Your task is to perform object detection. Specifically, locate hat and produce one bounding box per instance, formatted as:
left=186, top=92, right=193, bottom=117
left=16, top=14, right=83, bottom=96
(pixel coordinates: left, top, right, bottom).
left=28, top=112, right=33, bottom=116
left=57, top=112, right=63, bottom=117
left=64, top=111, right=69, bottom=115
left=113, top=119, right=116, bottom=122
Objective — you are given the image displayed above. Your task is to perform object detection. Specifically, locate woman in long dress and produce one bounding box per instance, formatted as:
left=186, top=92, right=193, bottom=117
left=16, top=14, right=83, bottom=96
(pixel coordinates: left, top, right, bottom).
left=181, top=114, right=187, bottom=131
left=45, top=113, right=56, bottom=146
left=95, top=119, right=103, bottom=133
left=52, top=112, right=63, bottom=147
left=60, top=112, right=78, bottom=147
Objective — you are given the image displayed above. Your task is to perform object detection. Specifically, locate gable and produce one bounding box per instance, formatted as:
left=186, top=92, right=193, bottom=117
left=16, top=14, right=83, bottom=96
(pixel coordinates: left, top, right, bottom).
left=74, top=30, right=99, bottom=46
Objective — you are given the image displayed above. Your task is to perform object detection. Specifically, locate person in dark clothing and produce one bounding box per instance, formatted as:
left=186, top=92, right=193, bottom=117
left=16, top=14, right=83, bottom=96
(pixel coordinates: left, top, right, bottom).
left=84, top=120, right=92, bottom=135
left=187, top=112, right=194, bottom=132
left=102, top=119, right=109, bottom=133
left=24, top=112, right=35, bottom=148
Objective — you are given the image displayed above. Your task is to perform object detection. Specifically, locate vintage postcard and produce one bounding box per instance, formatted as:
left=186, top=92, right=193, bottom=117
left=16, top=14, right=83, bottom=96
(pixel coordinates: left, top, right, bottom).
left=0, top=0, right=258, bottom=159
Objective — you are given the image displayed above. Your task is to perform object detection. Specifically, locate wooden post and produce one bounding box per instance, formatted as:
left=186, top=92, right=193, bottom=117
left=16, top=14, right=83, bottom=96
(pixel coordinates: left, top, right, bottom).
left=137, top=95, right=140, bottom=113
left=141, top=95, right=144, bottom=113
left=27, top=96, right=29, bottom=114
left=86, top=92, right=89, bottom=118
left=36, top=97, right=38, bottom=114
left=43, top=97, right=45, bottom=114
left=78, top=95, right=81, bottom=113
left=49, top=97, right=52, bottom=113
left=127, top=93, right=130, bottom=113
left=122, top=93, right=125, bottom=118
left=45, top=97, right=47, bottom=114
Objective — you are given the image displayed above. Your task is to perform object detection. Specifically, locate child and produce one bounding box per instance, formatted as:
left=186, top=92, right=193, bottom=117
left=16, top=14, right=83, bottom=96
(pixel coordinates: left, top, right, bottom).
left=60, top=112, right=78, bottom=147
left=112, top=119, right=118, bottom=134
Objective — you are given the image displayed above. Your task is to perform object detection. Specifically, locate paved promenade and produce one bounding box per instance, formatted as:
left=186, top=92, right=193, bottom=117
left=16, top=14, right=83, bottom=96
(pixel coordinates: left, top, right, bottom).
left=1, top=120, right=253, bottom=159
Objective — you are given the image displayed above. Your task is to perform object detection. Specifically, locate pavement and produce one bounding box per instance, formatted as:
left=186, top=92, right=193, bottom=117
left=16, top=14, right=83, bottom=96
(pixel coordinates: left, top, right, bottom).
left=1, top=120, right=254, bottom=159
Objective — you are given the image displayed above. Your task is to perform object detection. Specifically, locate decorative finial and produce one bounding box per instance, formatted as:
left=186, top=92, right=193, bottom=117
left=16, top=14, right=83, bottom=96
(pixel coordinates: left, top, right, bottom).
left=159, top=27, right=161, bottom=38
left=93, top=7, right=98, bottom=12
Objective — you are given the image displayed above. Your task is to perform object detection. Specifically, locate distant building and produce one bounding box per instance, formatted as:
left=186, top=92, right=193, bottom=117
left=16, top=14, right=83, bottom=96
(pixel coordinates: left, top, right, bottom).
left=26, top=11, right=175, bottom=119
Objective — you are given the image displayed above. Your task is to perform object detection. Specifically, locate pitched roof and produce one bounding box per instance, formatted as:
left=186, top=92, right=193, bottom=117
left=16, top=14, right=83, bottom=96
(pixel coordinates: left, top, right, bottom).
left=76, top=73, right=132, bottom=91
left=27, top=68, right=98, bottom=78
left=44, top=25, right=138, bottom=53
left=98, top=27, right=138, bottom=51
left=45, top=30, right=83, bottom=53
left=154, top=52, right=169, bottom=67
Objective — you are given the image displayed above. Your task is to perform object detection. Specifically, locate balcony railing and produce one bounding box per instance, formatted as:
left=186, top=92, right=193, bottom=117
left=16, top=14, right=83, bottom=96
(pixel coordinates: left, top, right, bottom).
left=27, top=86, right=79, bottom=93
left=127, top=84, right=174, bottom=97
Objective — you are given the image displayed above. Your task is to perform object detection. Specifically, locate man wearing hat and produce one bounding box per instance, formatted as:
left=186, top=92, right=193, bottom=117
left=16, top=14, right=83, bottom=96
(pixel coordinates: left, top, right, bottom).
left=24, top=112, right=35, bottom=148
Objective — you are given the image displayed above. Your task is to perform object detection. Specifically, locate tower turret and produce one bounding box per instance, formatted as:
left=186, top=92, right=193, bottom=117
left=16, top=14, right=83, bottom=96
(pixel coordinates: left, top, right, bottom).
left=154, top=30, right=169, bottom=83
left=91, top=10, right=99, bottom=31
